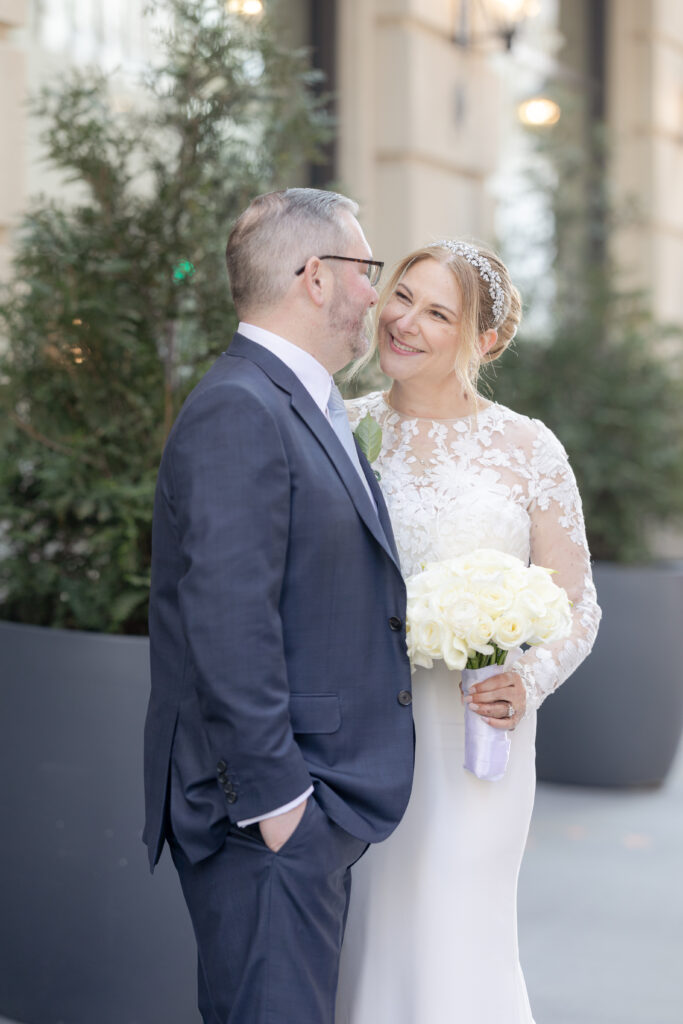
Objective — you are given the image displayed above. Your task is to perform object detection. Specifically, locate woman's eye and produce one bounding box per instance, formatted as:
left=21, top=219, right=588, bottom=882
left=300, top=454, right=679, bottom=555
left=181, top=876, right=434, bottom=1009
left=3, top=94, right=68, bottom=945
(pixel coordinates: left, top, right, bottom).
left=395, top=290, right=410, bottom=303
left=431, top=310, right=447, bottom=321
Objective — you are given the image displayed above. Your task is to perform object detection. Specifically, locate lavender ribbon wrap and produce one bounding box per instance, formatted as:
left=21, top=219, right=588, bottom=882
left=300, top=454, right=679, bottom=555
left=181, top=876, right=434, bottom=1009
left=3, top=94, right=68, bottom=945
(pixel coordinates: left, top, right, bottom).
left=460, top=648, right=522, bottom=782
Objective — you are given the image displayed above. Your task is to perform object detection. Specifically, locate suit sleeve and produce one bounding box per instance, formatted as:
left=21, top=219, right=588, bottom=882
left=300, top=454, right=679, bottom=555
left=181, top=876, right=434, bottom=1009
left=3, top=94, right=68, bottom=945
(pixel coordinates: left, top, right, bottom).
left=164, top=380, right=312, bottom=821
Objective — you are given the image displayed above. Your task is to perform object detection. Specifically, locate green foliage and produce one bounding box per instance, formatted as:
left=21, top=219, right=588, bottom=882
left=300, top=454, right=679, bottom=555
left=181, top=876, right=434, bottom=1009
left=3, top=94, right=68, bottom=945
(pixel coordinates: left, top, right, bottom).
left=0, top=0, right=333, bottom=633
left=353, top=413, right=383, bottom=464
left=490, top=107, right=683, bottom=564
left=492, top=273, right=683, bottom=564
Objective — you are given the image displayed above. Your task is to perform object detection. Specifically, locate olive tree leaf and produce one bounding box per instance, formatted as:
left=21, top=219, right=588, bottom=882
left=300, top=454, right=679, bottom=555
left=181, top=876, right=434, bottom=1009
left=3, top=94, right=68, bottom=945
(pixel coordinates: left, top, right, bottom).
left=353, top=413, right=382, bottom=464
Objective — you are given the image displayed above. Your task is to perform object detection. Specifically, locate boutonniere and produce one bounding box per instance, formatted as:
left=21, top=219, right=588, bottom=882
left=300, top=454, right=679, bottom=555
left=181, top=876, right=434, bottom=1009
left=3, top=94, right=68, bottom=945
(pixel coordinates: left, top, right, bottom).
left=353, top=414, right=382, bottom=481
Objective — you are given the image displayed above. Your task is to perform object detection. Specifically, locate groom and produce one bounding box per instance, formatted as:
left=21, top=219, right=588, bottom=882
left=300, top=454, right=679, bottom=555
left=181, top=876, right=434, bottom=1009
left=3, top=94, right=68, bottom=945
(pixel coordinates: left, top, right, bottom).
left=143, top=188, right=414, bottom=1023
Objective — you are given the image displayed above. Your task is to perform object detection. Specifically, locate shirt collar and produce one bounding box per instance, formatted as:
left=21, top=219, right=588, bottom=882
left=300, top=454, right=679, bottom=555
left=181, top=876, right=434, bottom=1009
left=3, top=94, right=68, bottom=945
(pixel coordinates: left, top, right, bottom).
left=237, top=321, right=332, bottom=414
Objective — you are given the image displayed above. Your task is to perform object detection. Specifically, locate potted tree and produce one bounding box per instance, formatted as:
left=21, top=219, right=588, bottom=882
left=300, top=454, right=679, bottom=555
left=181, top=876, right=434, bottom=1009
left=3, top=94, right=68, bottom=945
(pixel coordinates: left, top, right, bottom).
left=0, top=2, right=332, bottom=1021
left=489, top=125, right=683, bottom=787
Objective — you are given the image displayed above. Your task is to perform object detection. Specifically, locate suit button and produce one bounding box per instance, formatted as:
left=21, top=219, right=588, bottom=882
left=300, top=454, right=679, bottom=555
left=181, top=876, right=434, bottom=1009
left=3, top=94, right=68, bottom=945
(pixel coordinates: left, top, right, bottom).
left=397, top=690, right=412, bottom=706
left=218, top=773, right=228, bottom=785
left=217, top=760, right=227, bottom=773
left=389, top=616, right=403, bottom=631
left=225, top=791, right=237, bottom=804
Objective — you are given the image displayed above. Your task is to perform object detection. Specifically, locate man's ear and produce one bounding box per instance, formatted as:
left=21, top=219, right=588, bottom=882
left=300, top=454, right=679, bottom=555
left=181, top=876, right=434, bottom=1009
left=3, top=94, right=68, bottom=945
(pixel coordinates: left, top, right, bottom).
left=479, top=328, right=498, bottom=356
left=300, top=258, right=326, bottom=308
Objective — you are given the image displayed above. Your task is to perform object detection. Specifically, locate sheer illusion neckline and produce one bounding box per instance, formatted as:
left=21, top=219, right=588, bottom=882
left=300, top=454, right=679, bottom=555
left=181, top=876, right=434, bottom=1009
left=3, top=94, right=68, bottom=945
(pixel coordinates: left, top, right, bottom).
left=381, top=392, right=498, bottom=424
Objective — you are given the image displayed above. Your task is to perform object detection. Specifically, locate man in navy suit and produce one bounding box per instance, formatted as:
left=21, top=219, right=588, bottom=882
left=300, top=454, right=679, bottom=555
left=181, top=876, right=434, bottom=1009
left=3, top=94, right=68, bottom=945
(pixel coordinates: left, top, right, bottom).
left=143, top=188, right=414, bottom=1023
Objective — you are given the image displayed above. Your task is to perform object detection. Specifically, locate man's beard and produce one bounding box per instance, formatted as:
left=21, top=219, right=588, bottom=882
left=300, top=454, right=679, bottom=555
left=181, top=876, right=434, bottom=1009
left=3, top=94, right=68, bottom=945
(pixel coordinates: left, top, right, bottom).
left=328, top=294, right=371, bottom=363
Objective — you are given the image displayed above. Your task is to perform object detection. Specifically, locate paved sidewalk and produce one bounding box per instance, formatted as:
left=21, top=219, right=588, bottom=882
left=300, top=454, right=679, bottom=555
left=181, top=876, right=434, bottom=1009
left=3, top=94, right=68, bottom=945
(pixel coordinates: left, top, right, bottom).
left=519, top=742, right=683, bottom=1024
left=2, top=746, right=682, bottom=1024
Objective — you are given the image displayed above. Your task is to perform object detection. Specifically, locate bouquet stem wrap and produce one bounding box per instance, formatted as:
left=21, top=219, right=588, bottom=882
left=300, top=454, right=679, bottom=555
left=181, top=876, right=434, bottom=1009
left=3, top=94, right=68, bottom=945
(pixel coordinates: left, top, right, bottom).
left=461, top=648, right=521, bottom=782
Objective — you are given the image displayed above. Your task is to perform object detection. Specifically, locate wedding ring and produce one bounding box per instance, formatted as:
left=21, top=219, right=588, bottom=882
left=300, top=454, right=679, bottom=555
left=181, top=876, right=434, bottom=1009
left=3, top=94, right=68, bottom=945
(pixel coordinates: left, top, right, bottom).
left=507, top=704, right=515, bottom=718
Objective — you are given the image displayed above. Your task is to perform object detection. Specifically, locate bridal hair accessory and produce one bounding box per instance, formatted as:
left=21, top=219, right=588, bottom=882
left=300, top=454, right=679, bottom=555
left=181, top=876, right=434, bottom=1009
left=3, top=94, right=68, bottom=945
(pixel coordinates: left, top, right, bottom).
left=435, top=240, right=506, bottom=328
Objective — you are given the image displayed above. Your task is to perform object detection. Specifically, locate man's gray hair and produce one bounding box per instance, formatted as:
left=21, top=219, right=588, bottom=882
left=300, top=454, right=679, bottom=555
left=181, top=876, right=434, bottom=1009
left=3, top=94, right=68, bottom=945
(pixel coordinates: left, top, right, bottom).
left=225, top=188, right=359, bottom=317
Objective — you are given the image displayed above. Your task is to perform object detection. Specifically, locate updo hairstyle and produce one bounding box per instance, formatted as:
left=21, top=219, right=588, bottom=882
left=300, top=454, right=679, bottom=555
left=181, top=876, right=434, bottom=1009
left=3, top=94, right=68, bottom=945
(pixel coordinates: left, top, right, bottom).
left=352, top=240, right=521, bottom=406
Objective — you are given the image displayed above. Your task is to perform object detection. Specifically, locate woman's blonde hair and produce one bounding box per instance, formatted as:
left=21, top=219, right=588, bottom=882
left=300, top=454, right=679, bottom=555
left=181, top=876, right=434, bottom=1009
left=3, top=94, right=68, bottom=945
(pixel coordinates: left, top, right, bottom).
left=350, top=240, right=521, bottom=405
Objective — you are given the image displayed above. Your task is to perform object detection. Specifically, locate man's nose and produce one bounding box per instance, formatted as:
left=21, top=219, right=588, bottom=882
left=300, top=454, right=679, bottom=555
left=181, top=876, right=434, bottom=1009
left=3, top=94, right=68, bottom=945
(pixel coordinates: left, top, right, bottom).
left=367, top=284, right=379, bottom=308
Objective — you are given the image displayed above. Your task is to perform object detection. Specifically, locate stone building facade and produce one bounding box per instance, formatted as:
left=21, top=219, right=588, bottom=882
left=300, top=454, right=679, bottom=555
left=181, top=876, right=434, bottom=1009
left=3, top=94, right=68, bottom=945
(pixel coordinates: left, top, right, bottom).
left=1, top=0, right=682, bottom=324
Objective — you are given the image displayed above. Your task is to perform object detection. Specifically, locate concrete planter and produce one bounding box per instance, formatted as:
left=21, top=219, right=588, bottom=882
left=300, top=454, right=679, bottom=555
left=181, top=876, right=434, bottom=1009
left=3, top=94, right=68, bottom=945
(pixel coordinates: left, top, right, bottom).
left=536, top=562, right=683, bottom=787
left=0, top=622, right=199, bottom=1024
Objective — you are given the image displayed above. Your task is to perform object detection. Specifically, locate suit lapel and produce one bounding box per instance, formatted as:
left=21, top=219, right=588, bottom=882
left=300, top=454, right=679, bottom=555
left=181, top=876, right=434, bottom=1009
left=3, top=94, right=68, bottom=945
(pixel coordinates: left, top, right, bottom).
left=358, top=446, right=401, bottom=567
left=226, top=334, right=401, bottom=571
left=289, top=390, right=400, bottom=571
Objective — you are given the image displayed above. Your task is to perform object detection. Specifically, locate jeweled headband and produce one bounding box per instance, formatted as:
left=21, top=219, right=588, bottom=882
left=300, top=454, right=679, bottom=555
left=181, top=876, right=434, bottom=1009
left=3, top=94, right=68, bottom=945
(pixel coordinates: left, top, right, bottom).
left=434, top=240, right=506, bottom=328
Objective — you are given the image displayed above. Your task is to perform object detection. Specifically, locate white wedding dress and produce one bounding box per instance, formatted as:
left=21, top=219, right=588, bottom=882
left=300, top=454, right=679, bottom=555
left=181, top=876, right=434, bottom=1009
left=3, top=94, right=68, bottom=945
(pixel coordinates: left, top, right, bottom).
left=336, top=392, right=601, bottom=1024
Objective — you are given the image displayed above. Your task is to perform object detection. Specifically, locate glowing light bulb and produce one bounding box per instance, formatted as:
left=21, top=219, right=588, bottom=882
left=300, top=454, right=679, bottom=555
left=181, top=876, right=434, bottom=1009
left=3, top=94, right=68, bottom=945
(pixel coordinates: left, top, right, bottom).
left=227, top=0, right=264, bottom=15
left=517, top=97, right=561, bottom=127
left=492, top=0, right=539, bottom=20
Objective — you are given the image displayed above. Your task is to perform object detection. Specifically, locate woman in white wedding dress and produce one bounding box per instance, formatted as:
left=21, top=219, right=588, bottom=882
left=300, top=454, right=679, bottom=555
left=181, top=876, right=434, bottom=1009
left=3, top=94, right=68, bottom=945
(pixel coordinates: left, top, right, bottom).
left=335, top=241, right=601, bottom=1024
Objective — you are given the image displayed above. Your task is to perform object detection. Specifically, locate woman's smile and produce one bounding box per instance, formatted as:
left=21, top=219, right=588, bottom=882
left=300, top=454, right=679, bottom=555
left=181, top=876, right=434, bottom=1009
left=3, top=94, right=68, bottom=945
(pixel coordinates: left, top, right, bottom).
left=388, top=334, right=425, bottom=355
left=379, top=258, right=462, bottom=384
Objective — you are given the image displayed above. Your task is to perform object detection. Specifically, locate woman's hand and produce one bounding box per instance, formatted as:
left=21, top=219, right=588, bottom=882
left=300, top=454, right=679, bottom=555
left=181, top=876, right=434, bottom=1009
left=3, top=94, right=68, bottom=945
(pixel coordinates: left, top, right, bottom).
left=463, top=670, right=526, bottom=730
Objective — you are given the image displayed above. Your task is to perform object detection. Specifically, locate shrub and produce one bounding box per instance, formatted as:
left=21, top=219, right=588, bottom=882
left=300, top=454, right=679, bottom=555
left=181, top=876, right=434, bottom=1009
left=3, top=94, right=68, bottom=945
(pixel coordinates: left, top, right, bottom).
left=0, top=0, right=332, bottom=632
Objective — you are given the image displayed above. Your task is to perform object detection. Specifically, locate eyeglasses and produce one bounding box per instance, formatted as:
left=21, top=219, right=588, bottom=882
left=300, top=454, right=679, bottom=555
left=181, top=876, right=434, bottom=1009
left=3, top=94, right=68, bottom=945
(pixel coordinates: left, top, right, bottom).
left=294, top=255, right=384, bottom=288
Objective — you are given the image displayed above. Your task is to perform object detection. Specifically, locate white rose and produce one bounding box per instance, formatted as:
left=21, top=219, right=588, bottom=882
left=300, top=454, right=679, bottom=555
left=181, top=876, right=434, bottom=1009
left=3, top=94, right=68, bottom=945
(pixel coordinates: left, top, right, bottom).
left=502, top=567, right=532, bottom=593
left=406, top=569, right=440, bottom=599
left=406, top=615, right=433, bottom=670
left=524, top=565, right=562, bottom=602
left=513, top=589, right=548, bottom=619
left=464, top=612, right=496, bottom=654
left=459, top=548, right=523, bottom=573
left=470, top=582, right=515, bottom=617
left=439, top=593, right=478, bottom=631
left=462, top=548, right=520, bottom=573
left=528, top=601, right=572, bottom=644
left=493, top=609, right=533, bottom=649
left=407, top=600, right=447, bottom=664
left=431, top=582, right=470, bottom=616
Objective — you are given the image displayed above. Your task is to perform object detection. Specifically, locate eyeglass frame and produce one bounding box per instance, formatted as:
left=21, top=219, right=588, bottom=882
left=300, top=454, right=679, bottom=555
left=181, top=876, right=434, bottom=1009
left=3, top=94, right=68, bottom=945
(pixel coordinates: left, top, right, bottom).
left=294, top=255, right=384, bottom=287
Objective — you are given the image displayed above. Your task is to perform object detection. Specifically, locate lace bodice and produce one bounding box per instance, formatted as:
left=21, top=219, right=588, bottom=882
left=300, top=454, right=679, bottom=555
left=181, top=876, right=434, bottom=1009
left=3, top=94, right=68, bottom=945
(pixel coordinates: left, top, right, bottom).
left=347, top=391, right=601, bottom=713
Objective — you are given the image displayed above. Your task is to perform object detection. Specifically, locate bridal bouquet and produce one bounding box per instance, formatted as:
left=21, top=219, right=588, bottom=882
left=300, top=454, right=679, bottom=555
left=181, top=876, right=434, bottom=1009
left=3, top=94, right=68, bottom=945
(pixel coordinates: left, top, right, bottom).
left=405, top=548, right=572, bottom=781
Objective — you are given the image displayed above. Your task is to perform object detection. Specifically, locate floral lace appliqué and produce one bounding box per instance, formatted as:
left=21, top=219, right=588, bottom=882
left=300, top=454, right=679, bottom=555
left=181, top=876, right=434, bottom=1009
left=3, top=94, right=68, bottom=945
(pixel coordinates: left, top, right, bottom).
left=346, top=391, right=601, bottom=713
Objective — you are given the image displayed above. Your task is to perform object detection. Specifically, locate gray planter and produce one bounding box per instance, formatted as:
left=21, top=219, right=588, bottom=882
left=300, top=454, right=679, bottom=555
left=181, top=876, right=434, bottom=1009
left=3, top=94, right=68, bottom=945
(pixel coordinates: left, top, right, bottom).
left=536, top=562, right=683, bottom=787
left=0, top=621, right=199, bottom=1024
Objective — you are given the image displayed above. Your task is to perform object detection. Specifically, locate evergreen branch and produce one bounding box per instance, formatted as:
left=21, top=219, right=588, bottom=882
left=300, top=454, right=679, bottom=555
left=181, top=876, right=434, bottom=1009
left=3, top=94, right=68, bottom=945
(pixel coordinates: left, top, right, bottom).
left=8, top=411, right=102, bottom=469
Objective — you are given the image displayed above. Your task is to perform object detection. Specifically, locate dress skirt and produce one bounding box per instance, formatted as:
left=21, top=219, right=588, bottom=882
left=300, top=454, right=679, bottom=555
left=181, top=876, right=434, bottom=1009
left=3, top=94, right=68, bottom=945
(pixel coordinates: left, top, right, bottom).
left=336, top=661, right=537, bottom=1024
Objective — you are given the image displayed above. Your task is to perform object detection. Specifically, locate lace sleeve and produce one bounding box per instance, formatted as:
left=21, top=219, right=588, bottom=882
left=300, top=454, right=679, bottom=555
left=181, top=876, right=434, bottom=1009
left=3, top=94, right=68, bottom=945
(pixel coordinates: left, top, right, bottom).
left=510, top=421, right=601, bottom=714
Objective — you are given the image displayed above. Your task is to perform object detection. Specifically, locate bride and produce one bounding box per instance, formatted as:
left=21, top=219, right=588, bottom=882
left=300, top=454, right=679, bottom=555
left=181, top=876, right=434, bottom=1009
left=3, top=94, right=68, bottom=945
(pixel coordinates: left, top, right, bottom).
left=335, top=240, right=601, bottom=1023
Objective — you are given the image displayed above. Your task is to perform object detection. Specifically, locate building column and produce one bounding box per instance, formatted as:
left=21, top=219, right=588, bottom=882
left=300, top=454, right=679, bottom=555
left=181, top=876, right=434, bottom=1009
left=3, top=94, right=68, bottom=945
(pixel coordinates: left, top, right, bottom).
left=337, top=0, right=501, bottom=268
left=608, top=0, right=683, bottom=324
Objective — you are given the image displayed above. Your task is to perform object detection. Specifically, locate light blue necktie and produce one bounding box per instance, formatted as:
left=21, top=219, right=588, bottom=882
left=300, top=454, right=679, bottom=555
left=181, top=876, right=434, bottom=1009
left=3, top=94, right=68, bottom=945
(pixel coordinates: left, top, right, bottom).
left=326, top=383, right=377, bottom=512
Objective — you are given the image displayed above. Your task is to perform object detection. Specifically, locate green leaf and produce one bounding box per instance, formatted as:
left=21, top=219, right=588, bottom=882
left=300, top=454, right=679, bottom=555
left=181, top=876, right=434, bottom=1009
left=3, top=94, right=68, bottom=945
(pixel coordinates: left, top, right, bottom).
left=0, top=0, right=335, bottom=634
left=110, top=588, right=148, bottom=629
left=353, top=414, right=382, bottom=464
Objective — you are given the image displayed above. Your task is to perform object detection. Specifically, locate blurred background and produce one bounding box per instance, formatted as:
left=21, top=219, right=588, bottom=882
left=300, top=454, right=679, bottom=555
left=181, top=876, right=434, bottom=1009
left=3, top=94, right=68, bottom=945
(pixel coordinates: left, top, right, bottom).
left=1, top=2, right=682, bottom=1023
left=2, top=0, right=683, bottom=318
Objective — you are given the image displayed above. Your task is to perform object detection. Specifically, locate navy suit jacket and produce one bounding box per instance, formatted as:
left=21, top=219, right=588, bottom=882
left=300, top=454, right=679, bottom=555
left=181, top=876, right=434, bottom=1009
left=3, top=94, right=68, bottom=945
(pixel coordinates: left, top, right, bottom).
left=143, top=334, right=414, bottom=868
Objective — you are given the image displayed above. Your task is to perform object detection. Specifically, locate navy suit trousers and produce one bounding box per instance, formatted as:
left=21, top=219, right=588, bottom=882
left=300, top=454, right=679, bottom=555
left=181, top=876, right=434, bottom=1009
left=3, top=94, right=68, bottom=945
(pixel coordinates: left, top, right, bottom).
left=171, top=794, right=367, bottom=1024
